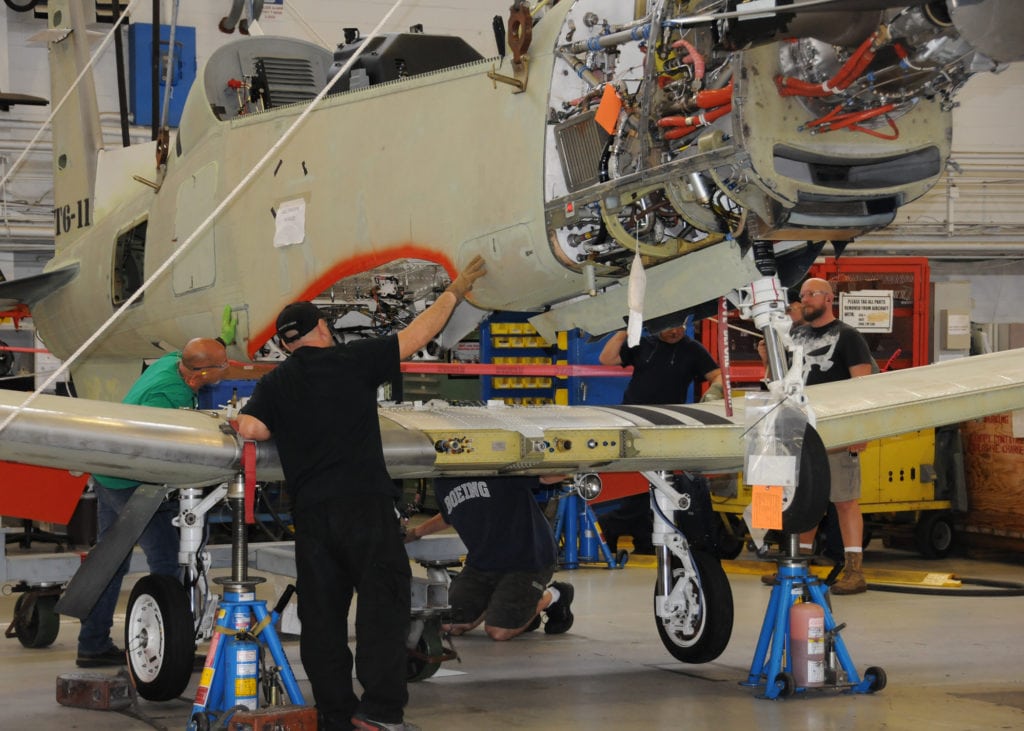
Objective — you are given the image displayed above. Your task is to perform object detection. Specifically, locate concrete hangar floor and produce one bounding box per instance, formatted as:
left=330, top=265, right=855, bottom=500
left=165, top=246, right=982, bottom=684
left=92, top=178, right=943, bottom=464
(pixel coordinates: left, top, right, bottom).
left=2, top=539, right=1023, bottom=730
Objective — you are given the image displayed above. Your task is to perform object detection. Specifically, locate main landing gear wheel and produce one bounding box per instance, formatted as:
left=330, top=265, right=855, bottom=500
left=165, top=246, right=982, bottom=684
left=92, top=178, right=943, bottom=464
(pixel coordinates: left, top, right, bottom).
left=654, top=549, right=733, bottom=664
left=407, top=618, right=444, bottom=682
left=125, top=574, right=195, bottom=701
left=10, top=592, right=59, bottom=648
left=781, top=424, right=831, bottom=534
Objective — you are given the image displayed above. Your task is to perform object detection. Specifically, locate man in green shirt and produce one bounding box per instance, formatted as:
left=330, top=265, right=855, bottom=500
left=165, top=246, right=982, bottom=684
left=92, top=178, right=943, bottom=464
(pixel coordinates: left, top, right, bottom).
left=76, top=338, right=228, bottom=667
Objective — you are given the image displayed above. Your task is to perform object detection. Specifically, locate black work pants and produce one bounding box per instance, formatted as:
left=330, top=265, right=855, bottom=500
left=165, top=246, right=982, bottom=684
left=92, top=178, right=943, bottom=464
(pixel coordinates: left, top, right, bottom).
left=293, top=492, right=411, bottom=729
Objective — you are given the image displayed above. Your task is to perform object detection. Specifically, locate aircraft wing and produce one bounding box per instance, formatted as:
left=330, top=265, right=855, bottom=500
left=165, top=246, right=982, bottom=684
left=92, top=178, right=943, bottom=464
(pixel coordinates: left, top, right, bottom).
left=1, top=350, right=1023, bottom=498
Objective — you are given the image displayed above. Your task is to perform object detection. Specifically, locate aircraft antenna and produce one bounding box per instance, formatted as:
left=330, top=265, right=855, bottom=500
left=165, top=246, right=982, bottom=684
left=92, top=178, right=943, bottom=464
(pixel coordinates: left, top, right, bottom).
left=153, top=0, right=182, bottom=169
left=158, top=0, right=180, bottom=136
left=0, top=0, right=411, bottom=438
left=492, top=15, right=506, bottom=58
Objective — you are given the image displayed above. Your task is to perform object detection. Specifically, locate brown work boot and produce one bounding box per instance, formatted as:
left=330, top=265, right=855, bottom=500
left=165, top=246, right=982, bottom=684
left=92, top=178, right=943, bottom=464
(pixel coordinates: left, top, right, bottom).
left=830, top=551, right=867, bottom=595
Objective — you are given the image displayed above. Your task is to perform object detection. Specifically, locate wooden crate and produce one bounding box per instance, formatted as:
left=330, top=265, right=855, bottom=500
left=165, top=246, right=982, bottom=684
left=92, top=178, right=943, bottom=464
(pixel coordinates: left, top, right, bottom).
left=961, top=413, right=1024, bottom=542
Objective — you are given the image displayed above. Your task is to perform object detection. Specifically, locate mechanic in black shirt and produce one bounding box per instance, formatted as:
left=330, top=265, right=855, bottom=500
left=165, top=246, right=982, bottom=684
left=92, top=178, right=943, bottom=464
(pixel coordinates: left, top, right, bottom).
left=790, top=277, right=873, bottom=595
left=597, top=324, right=722, bottom=553
left=236, top=256, right=485, bottom=731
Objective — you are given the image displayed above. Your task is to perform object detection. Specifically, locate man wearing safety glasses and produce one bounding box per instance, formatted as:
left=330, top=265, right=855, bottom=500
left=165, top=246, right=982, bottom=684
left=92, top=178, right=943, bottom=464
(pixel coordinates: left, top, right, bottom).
left=792, top=278, right=874, bottom=595
left=75, top=337, right=229, bottom=667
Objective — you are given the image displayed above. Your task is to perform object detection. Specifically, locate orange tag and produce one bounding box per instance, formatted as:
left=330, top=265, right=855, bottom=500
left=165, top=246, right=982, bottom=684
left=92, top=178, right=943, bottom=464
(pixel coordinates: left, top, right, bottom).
left=751, top=485, right=783, bottom=530
left=595, top=84, right=622, bottom=134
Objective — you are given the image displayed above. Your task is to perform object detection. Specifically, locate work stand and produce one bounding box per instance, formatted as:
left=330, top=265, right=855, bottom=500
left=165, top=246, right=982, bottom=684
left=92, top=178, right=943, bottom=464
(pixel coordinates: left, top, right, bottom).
left=187, top=474, right=307, bottom=730
left=552, top=489, right=626, bottom=569
left=742, top=536, right=886, bottom=699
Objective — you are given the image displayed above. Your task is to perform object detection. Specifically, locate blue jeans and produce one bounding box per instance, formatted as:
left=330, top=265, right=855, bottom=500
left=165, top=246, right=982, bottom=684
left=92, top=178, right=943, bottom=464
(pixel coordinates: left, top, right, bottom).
left=77, top=482, right=180, bottom=654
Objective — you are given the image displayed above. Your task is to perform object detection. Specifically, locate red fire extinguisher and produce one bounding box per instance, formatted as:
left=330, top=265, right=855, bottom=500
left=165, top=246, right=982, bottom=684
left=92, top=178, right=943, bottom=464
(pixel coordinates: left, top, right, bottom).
left=790, top=601, right=826, bottom=687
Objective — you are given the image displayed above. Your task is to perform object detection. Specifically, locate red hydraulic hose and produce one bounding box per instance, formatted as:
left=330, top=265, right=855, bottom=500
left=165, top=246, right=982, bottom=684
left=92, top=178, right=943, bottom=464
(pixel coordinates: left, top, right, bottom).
left=817, top=102, right=895, bottom=132
left=671, top=38, right=705, bottom=82
left=695, top=81, right=733, bottom=109
left=658, top=103, right=732, bottom=139
left=776, top=32, right=879, bottom=98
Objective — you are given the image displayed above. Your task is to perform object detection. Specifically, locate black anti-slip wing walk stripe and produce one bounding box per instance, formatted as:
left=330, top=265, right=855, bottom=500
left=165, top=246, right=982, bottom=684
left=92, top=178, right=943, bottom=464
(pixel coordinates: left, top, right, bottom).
left=607, top=404, right=733, bottom=426
left=654, top=404, right=734, bottom=425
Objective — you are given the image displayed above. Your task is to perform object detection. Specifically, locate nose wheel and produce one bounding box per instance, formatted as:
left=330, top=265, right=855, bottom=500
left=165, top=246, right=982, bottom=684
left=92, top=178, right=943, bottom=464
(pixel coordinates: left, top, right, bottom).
left=125, top=574, right=195, bottom=701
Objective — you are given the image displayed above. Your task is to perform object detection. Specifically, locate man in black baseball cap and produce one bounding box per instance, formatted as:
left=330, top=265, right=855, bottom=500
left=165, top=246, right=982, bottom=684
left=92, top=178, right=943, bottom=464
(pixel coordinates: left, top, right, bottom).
left=275, top=301, right=323, bottom=345
left=237, top=255, right=486, bottom=731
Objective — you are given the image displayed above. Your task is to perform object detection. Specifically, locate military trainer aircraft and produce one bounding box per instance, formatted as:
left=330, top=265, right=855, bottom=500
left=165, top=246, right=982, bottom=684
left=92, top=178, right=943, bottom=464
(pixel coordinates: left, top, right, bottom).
left=1, top=0, right=1024, bottom=695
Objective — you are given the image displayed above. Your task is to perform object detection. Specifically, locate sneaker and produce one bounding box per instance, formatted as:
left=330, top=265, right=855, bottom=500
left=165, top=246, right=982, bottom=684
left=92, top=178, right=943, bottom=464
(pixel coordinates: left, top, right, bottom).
left=544, top=581, right=574, bottom=635
left=351, top=715, right=420, bottom=731
left=76, top=645, right=127, bottom=668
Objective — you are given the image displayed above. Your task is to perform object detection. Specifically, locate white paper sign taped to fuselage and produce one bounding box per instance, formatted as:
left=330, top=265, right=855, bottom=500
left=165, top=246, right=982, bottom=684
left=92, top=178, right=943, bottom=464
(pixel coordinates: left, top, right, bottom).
left=274, top=198, right=307, bottom=247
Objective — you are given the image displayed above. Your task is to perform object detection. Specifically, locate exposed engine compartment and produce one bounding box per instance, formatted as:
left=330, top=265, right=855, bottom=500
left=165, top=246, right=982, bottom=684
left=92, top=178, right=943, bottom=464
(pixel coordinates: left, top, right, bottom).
left=542, top=0, right=1019, bottom=282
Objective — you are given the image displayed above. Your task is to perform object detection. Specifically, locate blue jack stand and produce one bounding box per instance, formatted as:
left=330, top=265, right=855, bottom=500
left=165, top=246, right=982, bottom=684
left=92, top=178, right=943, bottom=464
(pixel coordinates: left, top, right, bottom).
left=742, top=536, right=886, bottom=699
left=188, top=473, right=306, bottom=729
left=553, top=489, right=626, bottom=569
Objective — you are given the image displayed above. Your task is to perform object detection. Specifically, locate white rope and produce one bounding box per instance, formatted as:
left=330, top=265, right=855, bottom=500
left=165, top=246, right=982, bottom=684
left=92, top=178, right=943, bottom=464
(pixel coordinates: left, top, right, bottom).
left=0, top=0, right=140, bottom=194
left=0, top=0, right=409, bottom=437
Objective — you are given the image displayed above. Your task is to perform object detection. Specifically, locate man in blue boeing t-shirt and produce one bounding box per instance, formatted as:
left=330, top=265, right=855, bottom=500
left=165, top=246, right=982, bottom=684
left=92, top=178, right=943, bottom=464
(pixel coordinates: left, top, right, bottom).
left=407, top=475, right=574, bottom=640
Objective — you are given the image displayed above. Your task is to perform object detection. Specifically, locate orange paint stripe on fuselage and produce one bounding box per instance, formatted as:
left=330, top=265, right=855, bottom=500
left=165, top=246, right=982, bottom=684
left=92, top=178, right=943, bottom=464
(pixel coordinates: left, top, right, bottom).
left=247, top=243, right=454, bottom=358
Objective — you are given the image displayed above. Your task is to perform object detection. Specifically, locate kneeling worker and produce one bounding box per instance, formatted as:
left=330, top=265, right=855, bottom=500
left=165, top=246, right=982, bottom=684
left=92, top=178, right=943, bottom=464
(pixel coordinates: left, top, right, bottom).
left=407, top=475, right=574, bottom=640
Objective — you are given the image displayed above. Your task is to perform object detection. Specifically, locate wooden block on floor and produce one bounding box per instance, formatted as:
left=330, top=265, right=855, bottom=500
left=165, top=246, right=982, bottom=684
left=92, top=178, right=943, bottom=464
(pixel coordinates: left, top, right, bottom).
left=229, top=705, right=319, bottom=731
left=56, top=671, right=133, bottom=711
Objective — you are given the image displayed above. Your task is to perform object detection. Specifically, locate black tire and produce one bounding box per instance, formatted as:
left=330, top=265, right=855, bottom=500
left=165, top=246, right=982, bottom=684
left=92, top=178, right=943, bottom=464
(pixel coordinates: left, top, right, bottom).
left=653, top=549, right=733, bottom=664
left=774, top=671, right=796, bottom=698
left=865, top=665, right=887, bottom=692
left=716, top=530, right=744, bottom=560
left=407, top=619, right=443, bottom=682
left=914, top=512, right=955, bottom=559
left=125, top=574, right=195, bottom=701
left=12, top=592, right=60, bottom=648
left=782, top=424, right=831, bottom=534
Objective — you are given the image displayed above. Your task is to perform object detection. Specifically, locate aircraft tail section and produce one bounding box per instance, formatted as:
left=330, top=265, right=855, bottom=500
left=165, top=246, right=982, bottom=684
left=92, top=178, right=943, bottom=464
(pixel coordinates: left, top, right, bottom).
left=47, top=0, right=103, bottom=254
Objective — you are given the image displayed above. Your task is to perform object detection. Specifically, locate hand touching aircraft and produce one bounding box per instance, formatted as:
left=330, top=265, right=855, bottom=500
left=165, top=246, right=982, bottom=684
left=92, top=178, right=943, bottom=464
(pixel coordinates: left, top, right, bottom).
left=2, top=0, right=1024, bottom=675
